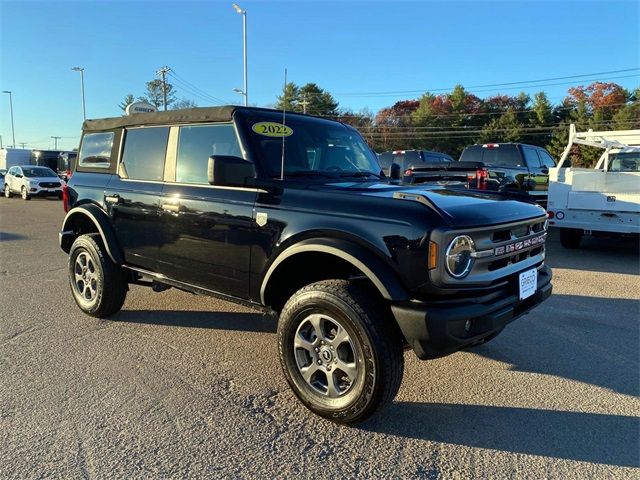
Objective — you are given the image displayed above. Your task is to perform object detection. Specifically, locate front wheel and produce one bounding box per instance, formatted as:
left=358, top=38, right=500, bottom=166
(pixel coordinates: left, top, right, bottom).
left=4, top=184, right=12, bottom=198
left=560, top=228, right=583, bottom=249
left=21, top=186, right=30, bottom=201
left=278, top=280, right=404, bottom=424
left=68, top=234, right=128, bottom=318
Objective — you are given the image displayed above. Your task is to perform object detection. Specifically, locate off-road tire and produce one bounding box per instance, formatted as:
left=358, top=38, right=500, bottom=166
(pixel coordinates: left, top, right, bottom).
left=21, top=186, right=30, bottom=201
left=560, top=228, right=583, bottom=249
left=68, top=234, right=128, bottom=318
left=278, top=279, right=404, bottom=424
left=4, top=184, right=12, bottom=198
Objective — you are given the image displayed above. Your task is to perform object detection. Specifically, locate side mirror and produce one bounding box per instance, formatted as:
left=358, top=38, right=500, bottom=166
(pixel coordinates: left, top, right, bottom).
left=208, top=155, right=255, bottom=186
left=389, top=162, right=401, bottom=180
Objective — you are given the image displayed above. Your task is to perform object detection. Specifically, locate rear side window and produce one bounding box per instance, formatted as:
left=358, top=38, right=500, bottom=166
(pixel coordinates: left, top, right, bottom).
left=121, top=127, right=169, bottom=182
left=78, top=132, right=114, bottom=169
left=523, top=147, right=541, bottom=167
left=175, top=124, right=242, bottom=184
left=538, top=150, right=556, bottom=168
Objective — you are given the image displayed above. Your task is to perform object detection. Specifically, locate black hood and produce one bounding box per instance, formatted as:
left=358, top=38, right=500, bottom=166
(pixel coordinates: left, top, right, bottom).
left=316, top=181, right=546, bottom=227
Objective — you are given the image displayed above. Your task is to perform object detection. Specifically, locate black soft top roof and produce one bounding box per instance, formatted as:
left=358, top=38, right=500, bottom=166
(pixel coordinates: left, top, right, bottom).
left=82, top=106, right=337, bottom=132
left=82, top=106, right=237, bottom=132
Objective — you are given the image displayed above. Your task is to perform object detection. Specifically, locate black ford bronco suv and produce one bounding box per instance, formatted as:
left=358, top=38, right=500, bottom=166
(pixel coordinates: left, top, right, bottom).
left=60, top=106, right=552, bottom=423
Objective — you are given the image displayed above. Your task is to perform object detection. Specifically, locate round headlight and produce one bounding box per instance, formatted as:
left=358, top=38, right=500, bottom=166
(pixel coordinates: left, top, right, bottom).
left=445, top=235, right=475, bottom=278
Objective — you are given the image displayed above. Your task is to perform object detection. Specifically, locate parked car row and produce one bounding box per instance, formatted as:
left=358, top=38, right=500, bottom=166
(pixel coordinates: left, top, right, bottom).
left=377, top=143, right=558, bottom=208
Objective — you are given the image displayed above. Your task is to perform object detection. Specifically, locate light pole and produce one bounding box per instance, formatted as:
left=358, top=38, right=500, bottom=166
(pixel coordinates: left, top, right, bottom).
left=72, top=67, right=86, bottom=120
left=232, top=3, right=248, bottom=106
left=2, top=90, right=16, bottom=148
left=232, top=87, right=247, bottom=105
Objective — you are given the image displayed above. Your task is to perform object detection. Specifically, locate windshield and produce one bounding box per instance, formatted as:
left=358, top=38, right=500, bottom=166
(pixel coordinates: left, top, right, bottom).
left=239, top=111, right=381, bottom=179
left=609, top=151, right=640, bottom=172
left=22, top=167, right=57, bottom=178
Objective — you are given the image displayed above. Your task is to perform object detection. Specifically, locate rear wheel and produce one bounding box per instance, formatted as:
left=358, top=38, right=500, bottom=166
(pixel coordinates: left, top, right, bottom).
left=68, top=234, right=128, bottom=318
left=278, top=279, right=404, bottom=424
left=4, top=184, right=11, bottom=198
left=21, top=186, right=30, bottom=201
left=560, top=228, right=583, bottom=249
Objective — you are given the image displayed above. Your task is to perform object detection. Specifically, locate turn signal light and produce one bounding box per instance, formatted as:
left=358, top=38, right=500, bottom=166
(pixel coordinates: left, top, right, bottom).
left=428, top=241, right=438, bottom=270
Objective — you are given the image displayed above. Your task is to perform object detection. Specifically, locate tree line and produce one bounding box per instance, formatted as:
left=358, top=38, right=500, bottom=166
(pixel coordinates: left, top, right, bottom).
left=275, top=81, right=639, bottom=166
left=118, top=77, right=639, bottom=167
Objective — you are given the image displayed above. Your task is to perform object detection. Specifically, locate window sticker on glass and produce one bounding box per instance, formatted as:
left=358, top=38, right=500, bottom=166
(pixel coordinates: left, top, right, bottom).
left=252, top=122, right=293, bottom=137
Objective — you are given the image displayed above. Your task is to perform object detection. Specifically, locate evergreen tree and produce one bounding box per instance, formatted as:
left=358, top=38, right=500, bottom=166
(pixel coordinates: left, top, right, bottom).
left=119, top=94, right=135, bottom=112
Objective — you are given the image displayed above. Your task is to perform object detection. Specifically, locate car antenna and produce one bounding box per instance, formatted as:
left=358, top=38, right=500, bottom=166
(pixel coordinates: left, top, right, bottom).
left=280, top=67, right=287, bottom=181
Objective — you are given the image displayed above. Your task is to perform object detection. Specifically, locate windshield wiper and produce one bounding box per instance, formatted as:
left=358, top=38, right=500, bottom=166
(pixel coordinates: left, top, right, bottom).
left=339, top=171, right=382, bottom=179
left=286, top=170, right=337, bottom=179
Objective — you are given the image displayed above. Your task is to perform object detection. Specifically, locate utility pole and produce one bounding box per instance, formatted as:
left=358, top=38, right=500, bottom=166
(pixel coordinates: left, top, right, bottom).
left=19, top=142, right=27, bottom=149
left=299, top=95, right=310, bottom=114
left=156, top=66, right=171, bottom=111
left=51, top=136, right=61, bottom=150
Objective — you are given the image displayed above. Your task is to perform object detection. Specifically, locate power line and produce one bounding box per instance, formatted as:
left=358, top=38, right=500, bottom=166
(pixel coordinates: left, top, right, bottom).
left=168, top=70, right=229, bottom=105
left=335, top=68, right=640, bottom=97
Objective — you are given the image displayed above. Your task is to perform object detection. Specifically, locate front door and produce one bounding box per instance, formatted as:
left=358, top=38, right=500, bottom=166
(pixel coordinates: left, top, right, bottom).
left=155, top=123, right=257, bottom=299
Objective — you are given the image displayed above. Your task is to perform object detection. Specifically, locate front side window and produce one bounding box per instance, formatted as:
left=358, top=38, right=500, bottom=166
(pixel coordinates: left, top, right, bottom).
left=538, top=150, right=556, bottom=168
left=78, top=132, right=114, bottom=168
left=175, top=124, right=242, bottom=184
left=121, top=127, right=169, bottom=182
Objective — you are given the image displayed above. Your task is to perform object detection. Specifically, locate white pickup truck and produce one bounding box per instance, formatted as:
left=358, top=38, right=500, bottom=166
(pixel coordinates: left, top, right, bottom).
left=547, top=124, right=640, bottom=248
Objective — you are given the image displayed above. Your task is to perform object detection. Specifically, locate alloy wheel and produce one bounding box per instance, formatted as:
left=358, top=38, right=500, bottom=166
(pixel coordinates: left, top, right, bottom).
left=293, top=313, right=358, bottom=398
left=73, top=252, right=98, bottom=302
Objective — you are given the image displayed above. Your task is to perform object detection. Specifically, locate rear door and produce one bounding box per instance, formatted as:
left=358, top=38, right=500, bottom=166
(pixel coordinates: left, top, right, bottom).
left=157, top=123, right=257, bottom=299
left=104, top=127, right=169, bottom=271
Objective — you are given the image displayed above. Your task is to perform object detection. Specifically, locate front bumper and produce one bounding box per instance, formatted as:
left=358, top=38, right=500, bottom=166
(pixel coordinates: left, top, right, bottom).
left=30, top=186, right=62, bottom=197
left=391, top=264, right=552, bottom=359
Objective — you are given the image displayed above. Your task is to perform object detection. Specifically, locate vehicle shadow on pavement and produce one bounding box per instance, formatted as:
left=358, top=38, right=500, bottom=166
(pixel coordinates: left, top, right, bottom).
left=0, top=231, right=28, bottom=241
left=362, top=402, right=639, bottom=467
left=472, top=294, right=640, bottom=397
left=111, top=310, right=277, bottom=333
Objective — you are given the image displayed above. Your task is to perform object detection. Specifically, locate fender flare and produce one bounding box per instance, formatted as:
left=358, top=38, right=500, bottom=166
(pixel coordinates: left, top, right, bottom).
left=260, top=237, right=410, bottom=305
left=60, top=204, right=124, bottom=265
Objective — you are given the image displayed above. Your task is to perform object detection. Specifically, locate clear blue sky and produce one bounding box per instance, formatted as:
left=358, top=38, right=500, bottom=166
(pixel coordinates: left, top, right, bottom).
left=1, top=0, right=638, bottom=151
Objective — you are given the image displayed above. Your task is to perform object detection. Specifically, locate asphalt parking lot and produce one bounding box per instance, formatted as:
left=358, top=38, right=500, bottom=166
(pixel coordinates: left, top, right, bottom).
left=0, top=197, right=638, bottom=479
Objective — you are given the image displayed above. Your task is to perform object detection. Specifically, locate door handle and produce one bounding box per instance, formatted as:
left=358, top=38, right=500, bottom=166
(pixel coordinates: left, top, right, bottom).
left=161, top=203, right=181, bottom=212
left=105, top=194, right=122, bottom=204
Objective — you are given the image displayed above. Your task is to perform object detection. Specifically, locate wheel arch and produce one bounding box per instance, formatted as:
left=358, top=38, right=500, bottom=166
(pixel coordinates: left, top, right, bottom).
left=260, top=237, right=409, bottom=312
left=60, top=204, right=124, bottom=265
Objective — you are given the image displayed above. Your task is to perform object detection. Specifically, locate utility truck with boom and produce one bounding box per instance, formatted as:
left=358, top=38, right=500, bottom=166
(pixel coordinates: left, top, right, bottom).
left=547, top=124, right=640, bottom=248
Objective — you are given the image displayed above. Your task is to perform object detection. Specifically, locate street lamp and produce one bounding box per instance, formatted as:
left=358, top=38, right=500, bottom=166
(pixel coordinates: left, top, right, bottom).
left=2, top=90, right=16, bottom=148
left=232, top=87, right=247, bottom=105
left=232, top=3, right=248, bottom=106
left=71, top=67, right=86, bottom=120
